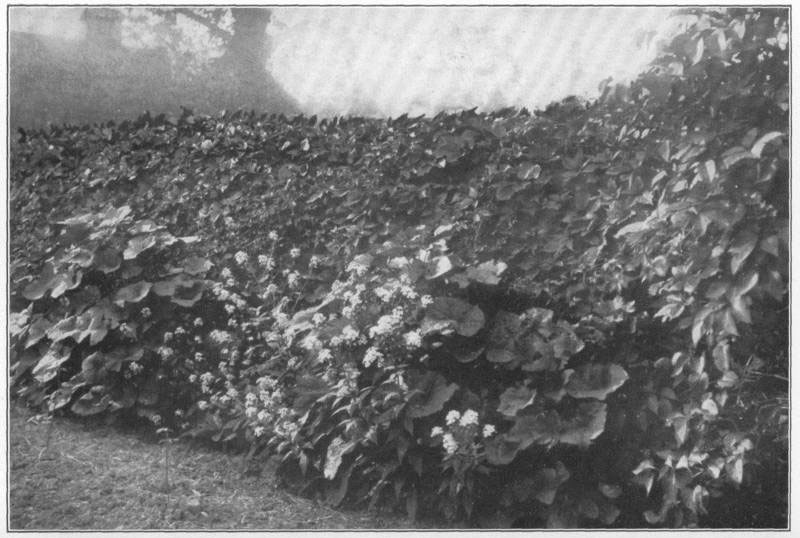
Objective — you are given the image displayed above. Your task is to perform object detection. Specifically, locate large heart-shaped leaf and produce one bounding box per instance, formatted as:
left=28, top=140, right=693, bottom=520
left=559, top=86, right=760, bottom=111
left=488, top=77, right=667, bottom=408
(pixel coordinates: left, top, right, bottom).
left=22, top=262, right=56, bottom=300
left=114, top=281, right=152, bottom=305
left=171, top=282, right=204, bottom=307
left=558, top=401, right=607, bottom=447
left=25, top=317, right=52, bottom=348
left=421, top=297, right=485, bottom=337
left=32, top=343, right=73, bottom=383
left=50, top=269, right=83, bottom=298
left=498, top=386, right=537, bottom=417
left=484, top=436, right=521, bottom=465
left=407, top=372, right=458, bottom=418
left=123, top=235, right=157, bottom=260
left=183, top=256, right=213, bottom=275
left=93, top=248, right=122, bottom=273
left=564, top=364, right=629, bottom=400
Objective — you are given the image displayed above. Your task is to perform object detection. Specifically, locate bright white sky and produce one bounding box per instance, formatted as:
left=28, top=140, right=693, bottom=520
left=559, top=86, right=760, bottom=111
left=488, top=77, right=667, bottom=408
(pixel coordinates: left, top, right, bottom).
left=10, top=6, right=680, bottom=117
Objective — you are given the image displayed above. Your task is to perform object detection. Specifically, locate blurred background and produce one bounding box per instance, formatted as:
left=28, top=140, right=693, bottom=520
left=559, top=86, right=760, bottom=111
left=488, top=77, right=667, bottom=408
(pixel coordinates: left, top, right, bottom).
left=9, top=6, right=684, bottom=128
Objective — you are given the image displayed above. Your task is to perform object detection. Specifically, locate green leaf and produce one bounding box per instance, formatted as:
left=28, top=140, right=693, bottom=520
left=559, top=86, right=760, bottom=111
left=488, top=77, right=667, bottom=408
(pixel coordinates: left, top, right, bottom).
left=517, top=162, right=542, bottom=180
left=114, top=281, right=152, bottom=305
left=324, top=436, right=354, bottom=480
left=558, top=401, right=607, bottom=447
left=462, top=260, right=508, bottom=286
left=421, top=297, right=485, bottom=337
left=484, top=436, right=520, bottom=465
left=97, top=205, right=132, bottom=227
left=406, top=373, right=458, bottom=418
left=183, top=256, right=213, bottom=275
left=425, top=255, right=453, bottom=279
left=93, top=248, right=122, bottom=273
left=564, top=364, right=629, bottom=400
left=615, top=221, right=649, bottom=238
left=32, top=343, right=73, bottom=383
left=531, top=462, right=570, bottom=505
left=170, top=282, right=204, bottom=307
left=123, top=235, right=157, bottom=260
left=750, top=131, right=783, bottom=157
left=10, top=307, right=31, bottom=337
left=71, top=392, right=111, bottom=416
left=497, top=386, right=537, bottom=417
left=50, top=269, right=83, bottom=298
left=728, top=231, right=757, bottom=275
left=25, top=317, right=51, bottom=348
left=22, top=262, right=56, bottom=300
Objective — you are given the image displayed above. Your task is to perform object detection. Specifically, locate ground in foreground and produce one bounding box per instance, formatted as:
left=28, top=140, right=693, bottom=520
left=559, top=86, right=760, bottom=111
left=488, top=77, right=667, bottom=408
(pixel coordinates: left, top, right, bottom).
left=8, top=405, right=417, bottom=530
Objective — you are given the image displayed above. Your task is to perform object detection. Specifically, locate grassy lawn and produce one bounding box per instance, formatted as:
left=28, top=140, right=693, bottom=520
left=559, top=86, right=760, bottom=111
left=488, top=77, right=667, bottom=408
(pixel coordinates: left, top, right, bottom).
left=8, top=405, right=420, bottom=530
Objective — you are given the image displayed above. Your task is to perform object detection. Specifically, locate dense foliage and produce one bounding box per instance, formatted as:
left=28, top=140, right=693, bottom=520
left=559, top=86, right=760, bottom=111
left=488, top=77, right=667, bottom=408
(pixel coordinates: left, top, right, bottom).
left=10, top=8, right=788, bottom=528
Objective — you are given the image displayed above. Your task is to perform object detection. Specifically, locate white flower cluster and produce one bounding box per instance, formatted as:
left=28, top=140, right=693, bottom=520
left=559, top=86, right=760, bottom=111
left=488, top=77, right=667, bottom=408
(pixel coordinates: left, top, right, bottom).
left=258, top=255, right=276, bottom=270
left=157, top=346, right=174, bottom=359
left=346, top=259, right=369, bottom=276
left=369, top=307, right=404, bottom=338
left=362, top=346, right=384, bottom=368
left=129, top=361, right=143, bottom=374
left=317, top=348, right=333, bottom=363
left=287, top=271, right=300, bottom=288
left=309, top=255, right=321, bottom=269
left=235, top=251, right=249, bottom=265
left=290, top=247, right=301, bottom=259
left=330, top=325, right=360, bottom=347
left=209, top=330, right=232, bottom=344
left=433, top=409, right=496, bottom=456
left=268, top=230, right=279, bottom=241
left=420, top=295, right=434, bottom=308
left=312, top=313, right=326, bottom=326
left=373, top=279, right=418, bottom=303
left=403, top=329, right=423, bottom=348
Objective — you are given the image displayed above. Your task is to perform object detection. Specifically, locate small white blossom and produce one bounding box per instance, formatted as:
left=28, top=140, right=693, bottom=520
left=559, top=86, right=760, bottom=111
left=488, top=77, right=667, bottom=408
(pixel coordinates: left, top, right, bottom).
left=268, top=230, right=279, bottom=241
left=235, top=251, right=249, bottom=265
left=460, top=409, right=479, bottom=427
left=141, top=307, right=152, bottom=318
left=483, top=424, right=497, bottom=438
left=193, top=317, right=203, bottom=327
left=442, top=433, right=458, bottom=455
left=197, top=400, right=209, bottom=410
left=163, top=332, right=173, bottom=343
left=254, top=426, right=265, bottom=437
left=318, top=348, right=333, bottom=362
left=287, top=271, right=300, bottom=288
left=312, top=313, right=326, bottom=326
left=421, top=295, right=434, bottom=307
left=446, top=410, right=461, bottom=425
left=309, top=255, right=321, bottom=269
left=129, top=362, right=143, bottom=374
left=188, top=374, right=197, bottom=383
left=431, top=426, right=444, bottom=437
left=221, top=267, right=233, bottom=279
left=194, top=352, right=204, bottom=362
left=290, top=247, right=301, bottom=259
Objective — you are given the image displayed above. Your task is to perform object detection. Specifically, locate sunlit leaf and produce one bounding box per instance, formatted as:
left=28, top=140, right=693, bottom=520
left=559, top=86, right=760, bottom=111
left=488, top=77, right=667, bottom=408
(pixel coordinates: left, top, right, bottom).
left=564, top=364, right=629, bottom=400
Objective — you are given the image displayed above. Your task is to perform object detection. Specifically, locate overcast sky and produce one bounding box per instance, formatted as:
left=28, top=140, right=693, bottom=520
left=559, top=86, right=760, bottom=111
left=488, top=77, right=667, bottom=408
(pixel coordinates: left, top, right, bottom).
left=10, top=6, right=680, bottom=117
